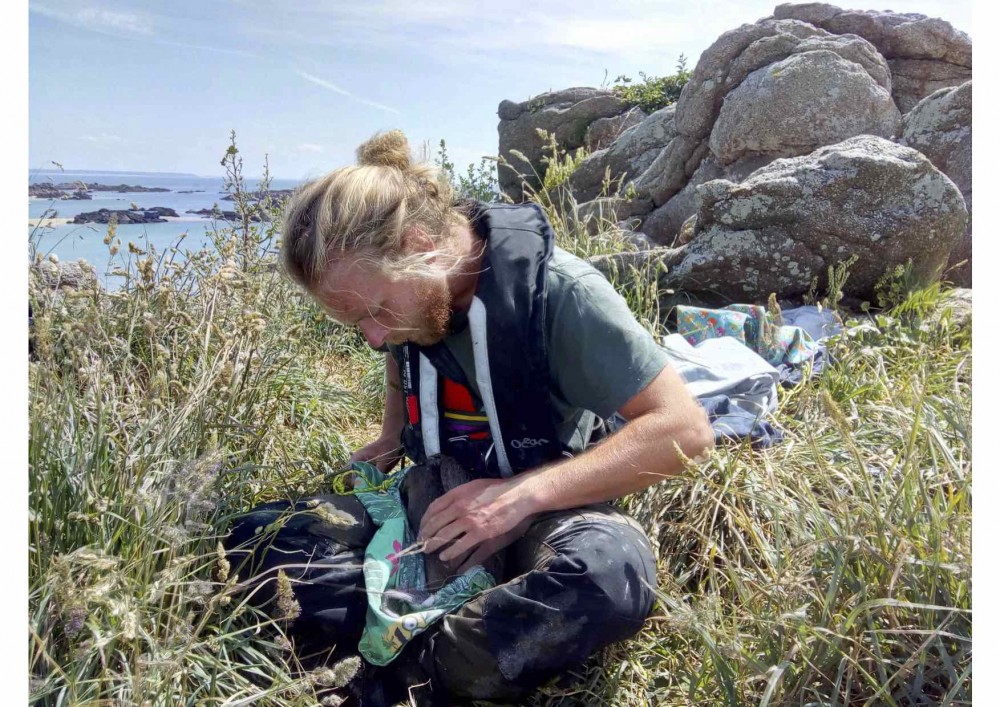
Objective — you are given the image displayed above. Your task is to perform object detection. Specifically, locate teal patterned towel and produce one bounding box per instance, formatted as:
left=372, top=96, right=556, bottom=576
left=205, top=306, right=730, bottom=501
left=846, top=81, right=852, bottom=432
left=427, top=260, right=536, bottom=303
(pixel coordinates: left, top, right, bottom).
left=350, top=461, right=495, bottom=665
left=676, top=304, right=818, bottom=367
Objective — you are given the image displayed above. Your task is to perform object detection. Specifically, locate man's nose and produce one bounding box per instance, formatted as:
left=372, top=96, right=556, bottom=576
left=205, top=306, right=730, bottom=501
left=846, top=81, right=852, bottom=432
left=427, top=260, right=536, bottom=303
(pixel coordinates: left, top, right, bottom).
left=359, top=318, right=389, bottom=348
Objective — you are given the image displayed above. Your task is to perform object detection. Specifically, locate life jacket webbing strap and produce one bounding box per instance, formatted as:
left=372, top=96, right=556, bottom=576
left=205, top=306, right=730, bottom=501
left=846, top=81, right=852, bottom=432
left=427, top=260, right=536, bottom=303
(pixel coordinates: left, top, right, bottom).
left=418, top=353, right=441, bottom=457
left=399, top=346, right=420, bottom=426
left=469, top=296, right=512, bottom=477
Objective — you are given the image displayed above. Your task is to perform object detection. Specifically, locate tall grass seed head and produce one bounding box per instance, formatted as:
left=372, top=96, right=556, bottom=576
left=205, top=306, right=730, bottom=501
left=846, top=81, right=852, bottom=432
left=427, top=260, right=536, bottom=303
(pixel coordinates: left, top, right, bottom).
left=188, top=579, right=213, bottom=605
left=139, top=257, right=155, bottom=282
left=309, top=502, right=359, bottom=528
left=311, top=655, right=361, bottom=688
left=330, top=655, right=361, bottom=687
left=62, top=603, right=87, bottom=638
left=161, top=525, right=190, bottom=547
left=164, top=453, right=224, bottom=523
left=275, top=569, right=301, bottom=621
left=215, top=542, right=230, bottom=583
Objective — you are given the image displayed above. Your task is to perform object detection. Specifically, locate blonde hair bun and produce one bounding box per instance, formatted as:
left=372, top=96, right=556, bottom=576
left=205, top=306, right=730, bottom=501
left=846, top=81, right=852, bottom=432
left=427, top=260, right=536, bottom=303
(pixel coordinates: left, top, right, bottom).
left=356, top=130, right=411, bottom=170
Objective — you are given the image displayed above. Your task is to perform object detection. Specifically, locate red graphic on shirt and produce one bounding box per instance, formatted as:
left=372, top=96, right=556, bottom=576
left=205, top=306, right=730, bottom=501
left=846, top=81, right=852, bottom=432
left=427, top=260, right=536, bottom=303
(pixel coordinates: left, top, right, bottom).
left=443, top=378, right=490, bottom=440
left=443, top=378, right=476, bottom=411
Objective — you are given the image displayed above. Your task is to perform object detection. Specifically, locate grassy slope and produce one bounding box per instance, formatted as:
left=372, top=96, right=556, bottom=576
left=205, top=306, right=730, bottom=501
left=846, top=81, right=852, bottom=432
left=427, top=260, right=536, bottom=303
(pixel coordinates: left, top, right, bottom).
left=28, top=156, right=971, bottom=706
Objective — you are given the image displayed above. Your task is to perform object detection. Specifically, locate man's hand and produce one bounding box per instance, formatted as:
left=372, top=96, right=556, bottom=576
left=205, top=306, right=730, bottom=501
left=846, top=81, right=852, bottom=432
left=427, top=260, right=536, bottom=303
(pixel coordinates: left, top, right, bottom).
left=349, top=435, right=404, bottom=473
left=418, top=477, right=536, bottom=568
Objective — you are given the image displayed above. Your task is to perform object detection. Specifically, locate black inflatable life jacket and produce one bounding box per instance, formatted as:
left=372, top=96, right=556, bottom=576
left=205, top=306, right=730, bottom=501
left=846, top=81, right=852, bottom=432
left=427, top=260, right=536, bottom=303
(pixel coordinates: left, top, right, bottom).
left=391, top=201, right=572, bottom=476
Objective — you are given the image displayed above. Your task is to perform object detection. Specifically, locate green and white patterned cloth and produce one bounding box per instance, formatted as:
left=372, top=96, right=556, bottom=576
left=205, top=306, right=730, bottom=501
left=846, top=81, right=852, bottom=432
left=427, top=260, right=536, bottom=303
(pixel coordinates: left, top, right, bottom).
left=676, top=303, right=819, bottom=367
left=350, top=461, right=495, bottom=665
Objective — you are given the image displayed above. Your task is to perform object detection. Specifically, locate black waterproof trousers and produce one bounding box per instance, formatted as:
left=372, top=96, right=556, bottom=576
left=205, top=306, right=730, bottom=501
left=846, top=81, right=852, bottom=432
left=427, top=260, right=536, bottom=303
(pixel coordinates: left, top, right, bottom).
left=225, top=459, right=658, bottom=704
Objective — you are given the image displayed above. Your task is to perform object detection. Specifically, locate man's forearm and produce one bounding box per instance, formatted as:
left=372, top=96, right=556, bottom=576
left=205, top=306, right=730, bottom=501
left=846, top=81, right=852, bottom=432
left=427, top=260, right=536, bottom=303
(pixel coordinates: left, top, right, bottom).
left=516, top=411, right=712, bottom=515
left=419, top=366, right=713, bottom=564
left=381, top=352, right=406, bottom=439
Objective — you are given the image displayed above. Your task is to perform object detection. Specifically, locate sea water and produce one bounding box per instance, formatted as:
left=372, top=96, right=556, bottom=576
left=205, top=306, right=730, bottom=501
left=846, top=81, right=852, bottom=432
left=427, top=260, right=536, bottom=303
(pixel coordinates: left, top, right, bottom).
left=29, top=169, right=303, bottom=287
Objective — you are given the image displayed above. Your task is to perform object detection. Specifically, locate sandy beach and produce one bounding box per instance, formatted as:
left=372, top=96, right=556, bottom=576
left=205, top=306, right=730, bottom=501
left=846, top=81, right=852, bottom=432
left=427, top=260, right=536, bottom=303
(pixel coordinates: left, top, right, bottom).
left=29, top=217, right=72, bottom=228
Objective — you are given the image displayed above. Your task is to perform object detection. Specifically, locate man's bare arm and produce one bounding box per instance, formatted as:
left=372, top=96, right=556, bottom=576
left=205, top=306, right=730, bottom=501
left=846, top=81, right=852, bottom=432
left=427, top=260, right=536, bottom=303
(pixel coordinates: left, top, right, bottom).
left=350, top=353, right=406, bottom=471
left=382, top=351, right=405, bottom=438
left=516, top=363, right=713, bottom=513
left=419, top=364, right=714, bottom=563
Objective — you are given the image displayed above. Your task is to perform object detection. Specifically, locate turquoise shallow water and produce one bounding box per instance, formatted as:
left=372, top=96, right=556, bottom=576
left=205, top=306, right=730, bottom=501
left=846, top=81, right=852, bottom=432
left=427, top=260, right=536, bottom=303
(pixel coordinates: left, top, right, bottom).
left=31, top=220, right=218, bottom=275
left=29, top=170, right=301, bottom=287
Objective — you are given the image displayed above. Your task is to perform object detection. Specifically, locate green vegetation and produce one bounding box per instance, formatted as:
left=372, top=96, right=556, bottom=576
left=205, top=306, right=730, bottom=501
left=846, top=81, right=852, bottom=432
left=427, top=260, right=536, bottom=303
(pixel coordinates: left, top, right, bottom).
left=29, top=136, right=971, bottom=705
left=499, top=129, right=641, bottom=261
left=29, top=138, right=381, bottom=706
left=611, top=55, right=693, bottom=113
left=434, top=139, right=501, bottom=203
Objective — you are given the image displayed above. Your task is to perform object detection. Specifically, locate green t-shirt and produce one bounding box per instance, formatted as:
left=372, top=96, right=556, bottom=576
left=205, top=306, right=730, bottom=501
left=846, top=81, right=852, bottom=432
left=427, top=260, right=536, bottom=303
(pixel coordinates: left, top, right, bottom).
left=429, top=245, right=671, bottom=454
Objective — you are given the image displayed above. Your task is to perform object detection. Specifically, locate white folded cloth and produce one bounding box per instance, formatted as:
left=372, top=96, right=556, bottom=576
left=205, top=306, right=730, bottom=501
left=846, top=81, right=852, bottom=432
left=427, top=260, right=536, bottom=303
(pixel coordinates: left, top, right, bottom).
left=661, top=333, right=780, bottom=417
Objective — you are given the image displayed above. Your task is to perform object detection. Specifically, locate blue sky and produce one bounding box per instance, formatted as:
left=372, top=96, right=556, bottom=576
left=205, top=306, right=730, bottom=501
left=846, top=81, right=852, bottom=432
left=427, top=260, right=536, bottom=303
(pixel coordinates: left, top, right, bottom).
left=29, top=0, right=972, bottom=181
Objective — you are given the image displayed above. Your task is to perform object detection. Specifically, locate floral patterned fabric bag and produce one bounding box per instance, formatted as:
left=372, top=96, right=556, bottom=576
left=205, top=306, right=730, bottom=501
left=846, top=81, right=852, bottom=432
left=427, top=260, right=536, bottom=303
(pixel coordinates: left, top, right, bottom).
left=350, top=461, right=495, bottom=666
left=676, top=304, right=818, bottom=368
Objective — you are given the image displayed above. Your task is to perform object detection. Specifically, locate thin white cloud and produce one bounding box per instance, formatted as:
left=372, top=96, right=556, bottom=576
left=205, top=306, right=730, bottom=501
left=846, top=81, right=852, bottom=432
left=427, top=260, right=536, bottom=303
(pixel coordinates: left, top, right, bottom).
left=235, top=3, right=694, bottom=71
left=76, top=6, right=152, bottom=34
left=82, top=133, right=126, bottom=145
left=239, top=0, right=970, bottom=69
left=31, top=2, right=154, bottom=36
left=30, top=1, right=257, bottom=57
left=295, top=70, right=401, bottom=115
left=154, top=36, right=259, bottom=58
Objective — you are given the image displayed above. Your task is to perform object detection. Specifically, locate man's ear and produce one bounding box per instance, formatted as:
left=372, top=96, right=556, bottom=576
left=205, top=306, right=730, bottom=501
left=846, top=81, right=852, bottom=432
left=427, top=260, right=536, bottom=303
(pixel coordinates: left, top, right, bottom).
left=401, top=226, right=436, bottom=256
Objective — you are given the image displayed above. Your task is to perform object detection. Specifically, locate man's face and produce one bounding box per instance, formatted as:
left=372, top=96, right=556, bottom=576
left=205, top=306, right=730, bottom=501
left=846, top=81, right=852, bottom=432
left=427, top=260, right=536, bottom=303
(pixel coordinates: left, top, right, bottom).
left=313, top=256, right=453, bottom=349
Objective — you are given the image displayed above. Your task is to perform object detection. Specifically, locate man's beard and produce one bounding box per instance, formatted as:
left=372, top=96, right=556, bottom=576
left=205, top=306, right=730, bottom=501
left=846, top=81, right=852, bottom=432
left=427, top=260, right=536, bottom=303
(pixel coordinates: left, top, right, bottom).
left=405, top=277, right=453, bottom=346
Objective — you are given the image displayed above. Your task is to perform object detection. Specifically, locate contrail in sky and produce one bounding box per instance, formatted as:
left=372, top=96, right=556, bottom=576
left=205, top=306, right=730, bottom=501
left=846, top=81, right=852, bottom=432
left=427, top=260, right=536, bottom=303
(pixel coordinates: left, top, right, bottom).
left=295, top=70, right=402, bottom=115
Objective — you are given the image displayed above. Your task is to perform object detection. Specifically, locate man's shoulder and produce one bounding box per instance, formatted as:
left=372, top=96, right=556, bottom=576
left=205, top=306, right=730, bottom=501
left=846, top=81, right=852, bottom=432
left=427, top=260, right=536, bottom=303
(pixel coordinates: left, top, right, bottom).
left=547, top=246, right=608, bottom=289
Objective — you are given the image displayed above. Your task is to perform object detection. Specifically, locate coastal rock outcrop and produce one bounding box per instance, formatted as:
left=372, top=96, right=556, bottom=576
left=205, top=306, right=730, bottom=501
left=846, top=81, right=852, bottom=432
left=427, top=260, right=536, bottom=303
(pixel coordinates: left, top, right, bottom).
left=495, top=2, right=972, bottom=300
left=30, top=182, right=171, bottom=201
left=497, top=88, right=628, bottom=201
left=29, top=184, right=92, bottom=200
left=569, top=105, right=678, bottom=203
left=583, top=107, right=647, bottom=152
left=633, top=16, right=907, bottom=229
left=660, top=136, right=968, bottom=305
left=220, top=189, right=295, bottom=202
left=72, top=207, right=178, bottom=224
left=74, top=183, right=170, bottom=193
left=772, top=2, right=972, bottom=112
left=899, top=81, right=972, bottom=285
left=186, top=207, right=269, bottom=222
left=33, top=259, right=99, bottom=291
left=708, top=49, right=900, bottom=166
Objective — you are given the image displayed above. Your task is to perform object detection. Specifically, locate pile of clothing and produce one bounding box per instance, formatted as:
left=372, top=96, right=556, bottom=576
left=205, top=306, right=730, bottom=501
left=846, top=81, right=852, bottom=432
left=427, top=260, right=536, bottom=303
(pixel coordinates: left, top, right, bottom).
left=662, top=303, right=843, bottom=448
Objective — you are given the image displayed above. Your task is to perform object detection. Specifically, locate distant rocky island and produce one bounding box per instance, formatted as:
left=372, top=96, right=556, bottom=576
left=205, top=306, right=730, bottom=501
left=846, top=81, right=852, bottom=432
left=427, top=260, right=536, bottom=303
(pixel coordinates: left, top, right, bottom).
left=220, top=189, right=295, bottom=202
left=29, top=184, right=93, bottom=200
left=186, top=207, right=268, bottom=222
left=29, top=182, right=171, bottom=200
left=72, top=207, right=178, bottom=224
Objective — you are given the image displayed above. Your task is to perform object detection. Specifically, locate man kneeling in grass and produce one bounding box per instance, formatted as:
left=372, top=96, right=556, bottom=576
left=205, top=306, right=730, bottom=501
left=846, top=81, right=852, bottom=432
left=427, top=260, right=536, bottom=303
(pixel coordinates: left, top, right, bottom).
left=226, top=129, right=713, bottom=705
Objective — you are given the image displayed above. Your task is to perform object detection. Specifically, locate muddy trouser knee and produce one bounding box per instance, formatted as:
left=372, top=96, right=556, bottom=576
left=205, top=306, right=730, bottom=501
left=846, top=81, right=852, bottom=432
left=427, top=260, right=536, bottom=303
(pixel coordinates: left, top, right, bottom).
left=410, top=503, right=659, bottom=702
left=223, top=493, right=374, bottom=660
